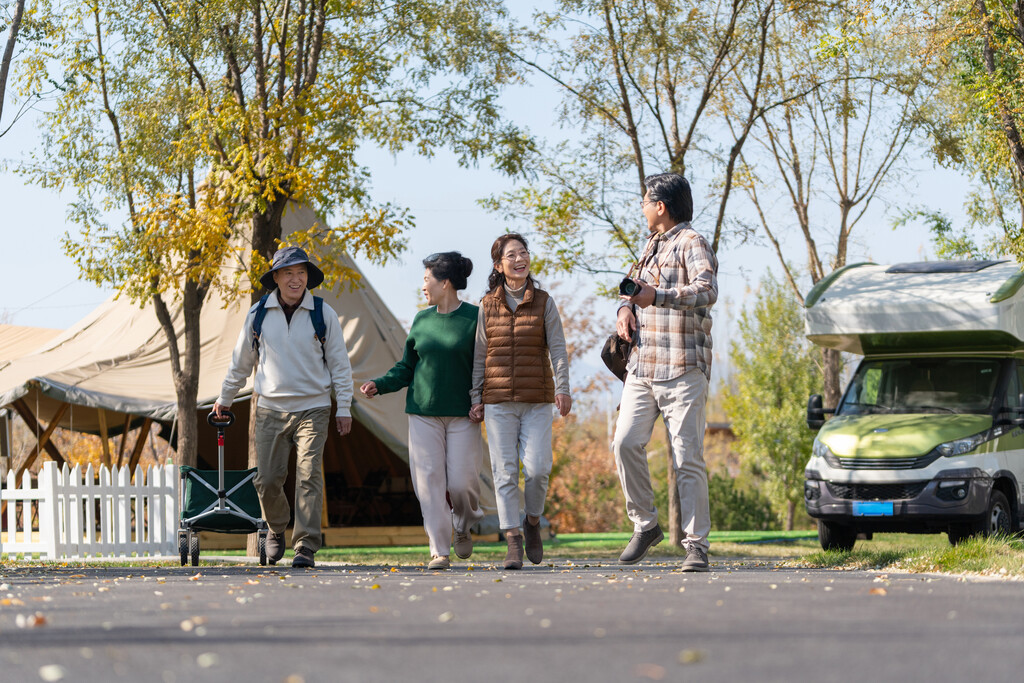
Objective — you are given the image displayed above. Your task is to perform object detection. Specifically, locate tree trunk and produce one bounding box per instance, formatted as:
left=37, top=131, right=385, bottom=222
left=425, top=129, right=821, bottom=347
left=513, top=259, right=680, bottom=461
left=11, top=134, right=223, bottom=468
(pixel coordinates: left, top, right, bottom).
left=786, top=499, right=795, bottom=531
left=666, top=421, right=681, bottom=546
left=822, top=347, right=842, bottom=410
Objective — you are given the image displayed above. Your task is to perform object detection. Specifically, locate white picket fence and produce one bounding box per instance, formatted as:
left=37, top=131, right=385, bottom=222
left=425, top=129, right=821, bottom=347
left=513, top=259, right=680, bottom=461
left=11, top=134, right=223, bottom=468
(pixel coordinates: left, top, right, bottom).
left=0, top=461, right=179, bottom=559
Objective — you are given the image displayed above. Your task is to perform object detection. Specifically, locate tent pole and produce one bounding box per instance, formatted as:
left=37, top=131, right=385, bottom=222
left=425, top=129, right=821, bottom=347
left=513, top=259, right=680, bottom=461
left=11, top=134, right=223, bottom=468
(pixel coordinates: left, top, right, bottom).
left=14, top=402, right=69, bottom=479
left=127, top=418, right=153, bottom=475
left=116, top=414, right=132, bottom=467
left=97, top=408, right=111, bottom=468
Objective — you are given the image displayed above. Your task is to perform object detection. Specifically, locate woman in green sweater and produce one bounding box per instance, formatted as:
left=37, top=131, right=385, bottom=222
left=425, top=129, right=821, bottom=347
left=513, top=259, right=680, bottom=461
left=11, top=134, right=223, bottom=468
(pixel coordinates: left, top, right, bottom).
left=359, top=252, right=483, bottom=570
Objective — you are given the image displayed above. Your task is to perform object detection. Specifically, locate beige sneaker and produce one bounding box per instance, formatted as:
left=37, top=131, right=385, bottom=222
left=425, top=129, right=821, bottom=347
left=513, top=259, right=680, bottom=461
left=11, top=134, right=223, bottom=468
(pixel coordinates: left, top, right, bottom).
left=428, top=555, right=450, bottom=570
left=503, top=532, right=524, bottom=570
left=453, top=531, right=473, bottom=560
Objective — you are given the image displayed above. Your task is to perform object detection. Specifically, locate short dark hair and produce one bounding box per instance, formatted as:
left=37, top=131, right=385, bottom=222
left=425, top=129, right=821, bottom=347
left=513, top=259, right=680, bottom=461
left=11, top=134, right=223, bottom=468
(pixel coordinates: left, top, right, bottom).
left=423, top=251, right=473, bottom=290
left=644, top=173, right=693, bottom=223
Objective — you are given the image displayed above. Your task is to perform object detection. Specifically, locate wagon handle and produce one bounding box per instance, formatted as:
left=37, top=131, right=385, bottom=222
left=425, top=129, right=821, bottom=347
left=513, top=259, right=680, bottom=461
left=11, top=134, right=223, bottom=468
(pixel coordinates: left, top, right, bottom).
left=208, top=410, right=235, bottom=428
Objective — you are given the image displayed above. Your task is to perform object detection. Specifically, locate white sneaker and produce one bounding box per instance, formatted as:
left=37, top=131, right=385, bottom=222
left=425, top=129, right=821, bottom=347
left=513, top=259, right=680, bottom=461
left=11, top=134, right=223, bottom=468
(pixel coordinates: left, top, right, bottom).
left=428, top=555, right=450, bottom=570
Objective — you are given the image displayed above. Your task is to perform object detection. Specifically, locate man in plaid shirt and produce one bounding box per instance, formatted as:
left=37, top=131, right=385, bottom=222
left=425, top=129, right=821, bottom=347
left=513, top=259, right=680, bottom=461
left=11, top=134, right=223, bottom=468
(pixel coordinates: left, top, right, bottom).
left=612, top=172, right=718, bottom=571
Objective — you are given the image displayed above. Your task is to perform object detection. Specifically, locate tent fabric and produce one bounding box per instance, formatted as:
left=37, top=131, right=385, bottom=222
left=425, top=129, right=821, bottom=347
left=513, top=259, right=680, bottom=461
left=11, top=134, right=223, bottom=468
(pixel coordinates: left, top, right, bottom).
left=0, top=325, right=63, bottom=368
left=805, top=261, right=1024, bottom=354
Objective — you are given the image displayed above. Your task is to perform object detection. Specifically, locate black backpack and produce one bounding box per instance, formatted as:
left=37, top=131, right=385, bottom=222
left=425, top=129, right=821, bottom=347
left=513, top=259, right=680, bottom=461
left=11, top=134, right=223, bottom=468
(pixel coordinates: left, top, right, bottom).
left=250, top=294, right=328, bottom=362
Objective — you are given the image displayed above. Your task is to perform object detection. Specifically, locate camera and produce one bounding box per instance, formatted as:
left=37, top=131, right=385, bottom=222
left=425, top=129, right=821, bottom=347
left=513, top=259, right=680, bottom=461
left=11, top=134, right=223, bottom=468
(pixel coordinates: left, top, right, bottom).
left=619, top=277, right=640, bottom=297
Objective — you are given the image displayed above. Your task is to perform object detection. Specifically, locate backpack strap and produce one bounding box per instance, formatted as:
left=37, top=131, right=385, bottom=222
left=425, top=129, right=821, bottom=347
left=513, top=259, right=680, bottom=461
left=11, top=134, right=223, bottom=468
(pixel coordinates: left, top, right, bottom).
left=250, top=294, right=271, bottom=355
left=251, top=293, right=328, bottom=363
left=311, top=296, right=327, bottom=363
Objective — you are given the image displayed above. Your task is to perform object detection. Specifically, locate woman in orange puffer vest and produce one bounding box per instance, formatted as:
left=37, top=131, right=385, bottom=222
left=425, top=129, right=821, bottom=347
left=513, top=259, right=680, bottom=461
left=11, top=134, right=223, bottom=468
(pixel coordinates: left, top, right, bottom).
left=469, top=233, right=572, bottom=570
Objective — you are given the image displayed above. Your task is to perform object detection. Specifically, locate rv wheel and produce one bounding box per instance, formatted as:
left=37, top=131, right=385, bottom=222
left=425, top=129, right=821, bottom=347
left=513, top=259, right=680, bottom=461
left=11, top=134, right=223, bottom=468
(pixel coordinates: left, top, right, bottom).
left=818, top=520, right=857, bottom=551
left=985, top=491, right=1012, bottom=537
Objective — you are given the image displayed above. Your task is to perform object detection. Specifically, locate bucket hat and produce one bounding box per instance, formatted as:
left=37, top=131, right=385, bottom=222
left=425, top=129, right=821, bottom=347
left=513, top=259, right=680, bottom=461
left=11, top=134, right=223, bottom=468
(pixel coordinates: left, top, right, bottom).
left=259, top=246, right=325, bottom=290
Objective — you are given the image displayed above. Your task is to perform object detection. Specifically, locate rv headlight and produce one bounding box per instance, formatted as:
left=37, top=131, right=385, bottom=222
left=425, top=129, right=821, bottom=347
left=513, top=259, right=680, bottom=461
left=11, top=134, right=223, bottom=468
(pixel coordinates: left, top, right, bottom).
left=812, top=439, right=833, bottom=460
left=936, top=432, right=989, bottom=458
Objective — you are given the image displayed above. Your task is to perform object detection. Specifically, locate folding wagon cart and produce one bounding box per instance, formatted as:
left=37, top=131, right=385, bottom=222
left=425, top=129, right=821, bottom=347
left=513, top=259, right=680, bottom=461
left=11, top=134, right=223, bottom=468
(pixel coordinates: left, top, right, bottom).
left=178, top=410, right=268, bottom=566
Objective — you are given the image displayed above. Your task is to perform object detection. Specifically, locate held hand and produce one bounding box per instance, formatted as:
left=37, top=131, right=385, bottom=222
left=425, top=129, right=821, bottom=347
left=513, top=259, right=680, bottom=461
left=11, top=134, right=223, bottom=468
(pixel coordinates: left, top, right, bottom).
left=360, top=381, right=378, bottom=398
left=468, top=403, right=485, bottom=423
left=336, top=416, right=353, bottom=436
left=620, top=281, right=656, bottom=309
left=616, top=307, right=637, bottom=342
left=212, top=402, right=226, bottom=418
left=555, top=393, right=572, bottom=417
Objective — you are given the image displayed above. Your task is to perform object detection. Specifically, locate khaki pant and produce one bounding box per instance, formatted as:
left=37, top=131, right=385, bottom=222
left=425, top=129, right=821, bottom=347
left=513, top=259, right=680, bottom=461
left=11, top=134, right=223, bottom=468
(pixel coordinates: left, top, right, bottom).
left=408, top=415, right=484, bottom=557
left=612, top=368, right=710, bottom=552
left=253, top=405, right=330, bottom=552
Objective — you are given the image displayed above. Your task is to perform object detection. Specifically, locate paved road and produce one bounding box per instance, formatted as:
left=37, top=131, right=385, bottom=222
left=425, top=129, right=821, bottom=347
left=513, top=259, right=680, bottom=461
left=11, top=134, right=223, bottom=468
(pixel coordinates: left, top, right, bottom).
left=1, top=554, right=1022, bottom=682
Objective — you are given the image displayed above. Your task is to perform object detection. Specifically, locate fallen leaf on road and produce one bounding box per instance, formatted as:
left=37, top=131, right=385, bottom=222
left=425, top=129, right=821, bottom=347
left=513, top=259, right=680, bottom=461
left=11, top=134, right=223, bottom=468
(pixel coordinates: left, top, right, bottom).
left=438, top=611, right=454, bottom=623
left=635, top=663, right=666, bottom=680
left=38, top=664, right=66, bottom=682
left=869, top=587, right=887, bottom=596
left=679, top=649, right=705, bottom=664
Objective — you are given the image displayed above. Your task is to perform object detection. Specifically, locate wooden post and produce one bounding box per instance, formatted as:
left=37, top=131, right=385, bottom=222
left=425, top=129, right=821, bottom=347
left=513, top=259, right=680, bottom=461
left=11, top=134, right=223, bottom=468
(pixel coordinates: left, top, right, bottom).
left=12, top=399, right=68, bottom=465
left=116, top=414, right=132, bottom=467
left=14, top=402, right=69, bottom=480
left=97, top=408, right=112, bottom=468
left=127, top=418, right=153, bottom=472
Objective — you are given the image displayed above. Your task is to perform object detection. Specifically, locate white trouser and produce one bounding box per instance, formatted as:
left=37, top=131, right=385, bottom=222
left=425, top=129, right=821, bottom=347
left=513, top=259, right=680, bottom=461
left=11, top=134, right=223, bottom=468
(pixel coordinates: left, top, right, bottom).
left=484, top=401, right=554, bottom=531
left=611, top=368, right=710, bottom=552
left=407, top=415, right=485, bottom=557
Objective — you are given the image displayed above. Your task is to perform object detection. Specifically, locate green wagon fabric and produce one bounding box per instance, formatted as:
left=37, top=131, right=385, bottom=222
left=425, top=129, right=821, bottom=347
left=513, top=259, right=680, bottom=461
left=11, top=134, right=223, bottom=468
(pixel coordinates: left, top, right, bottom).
left=179, top=466, right=262, bottom=533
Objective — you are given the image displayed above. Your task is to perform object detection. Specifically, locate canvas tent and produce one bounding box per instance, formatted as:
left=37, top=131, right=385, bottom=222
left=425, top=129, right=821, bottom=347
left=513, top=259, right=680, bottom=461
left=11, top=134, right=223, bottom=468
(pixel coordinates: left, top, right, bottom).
left=804, top=260, right=1024, bottom=355
left=0, top=203, right=497, bottom=530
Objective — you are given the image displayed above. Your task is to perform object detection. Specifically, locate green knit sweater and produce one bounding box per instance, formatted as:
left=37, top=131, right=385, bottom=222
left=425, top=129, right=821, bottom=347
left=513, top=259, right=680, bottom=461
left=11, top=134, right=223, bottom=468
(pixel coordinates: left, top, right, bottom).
left=372, top=302, right=478, bottom=416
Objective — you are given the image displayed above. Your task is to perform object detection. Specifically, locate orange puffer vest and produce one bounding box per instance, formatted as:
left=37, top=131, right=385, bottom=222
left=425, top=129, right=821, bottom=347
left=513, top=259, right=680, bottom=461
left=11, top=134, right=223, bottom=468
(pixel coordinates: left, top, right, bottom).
left=482, top=283, right=555, bottom=404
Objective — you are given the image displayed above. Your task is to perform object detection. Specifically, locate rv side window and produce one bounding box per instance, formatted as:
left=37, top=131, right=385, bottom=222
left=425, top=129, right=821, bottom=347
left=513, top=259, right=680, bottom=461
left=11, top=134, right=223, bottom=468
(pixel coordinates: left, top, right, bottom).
left=839, top=358, right=1000, bottom=415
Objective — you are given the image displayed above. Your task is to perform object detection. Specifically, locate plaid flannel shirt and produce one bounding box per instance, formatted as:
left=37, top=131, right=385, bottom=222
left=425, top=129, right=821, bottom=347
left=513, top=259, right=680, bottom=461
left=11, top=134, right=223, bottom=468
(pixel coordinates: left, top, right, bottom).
left=619, top=222, right=718, bottom=381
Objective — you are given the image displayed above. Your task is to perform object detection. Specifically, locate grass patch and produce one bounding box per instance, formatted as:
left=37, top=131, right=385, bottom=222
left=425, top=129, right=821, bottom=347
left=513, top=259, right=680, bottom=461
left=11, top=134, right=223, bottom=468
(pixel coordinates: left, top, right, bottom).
left=791, top=533, right=1024, bottom=578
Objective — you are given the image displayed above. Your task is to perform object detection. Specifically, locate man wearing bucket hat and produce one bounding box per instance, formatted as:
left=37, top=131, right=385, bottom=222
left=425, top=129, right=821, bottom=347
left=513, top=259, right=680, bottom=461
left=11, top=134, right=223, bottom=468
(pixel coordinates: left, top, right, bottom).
left=214, top=246, right=353, bottom=569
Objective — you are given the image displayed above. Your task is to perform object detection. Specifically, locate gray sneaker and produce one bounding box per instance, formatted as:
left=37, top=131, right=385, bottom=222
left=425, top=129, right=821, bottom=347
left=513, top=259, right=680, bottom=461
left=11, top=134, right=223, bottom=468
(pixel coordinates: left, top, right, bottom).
left=619, top=524, right=664, bottom=564
left=266, top=532, right=286, bottom=565
left=453, top=531, right=473, bottom=560
left=680, top=545, right=709, bottom=572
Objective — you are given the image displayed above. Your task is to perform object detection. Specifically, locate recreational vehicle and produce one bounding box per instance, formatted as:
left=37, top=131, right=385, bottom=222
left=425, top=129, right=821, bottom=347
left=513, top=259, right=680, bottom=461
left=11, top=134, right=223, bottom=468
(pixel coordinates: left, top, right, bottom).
left=802, top=260, right=1024, bottom=551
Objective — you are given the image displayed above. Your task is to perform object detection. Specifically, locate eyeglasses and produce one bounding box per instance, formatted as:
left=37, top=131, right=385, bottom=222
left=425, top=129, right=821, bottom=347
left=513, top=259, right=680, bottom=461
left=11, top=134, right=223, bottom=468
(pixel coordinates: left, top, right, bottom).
left=502, top=250, right=530, bottom=262
left=640, top=198, right=659, bottom=208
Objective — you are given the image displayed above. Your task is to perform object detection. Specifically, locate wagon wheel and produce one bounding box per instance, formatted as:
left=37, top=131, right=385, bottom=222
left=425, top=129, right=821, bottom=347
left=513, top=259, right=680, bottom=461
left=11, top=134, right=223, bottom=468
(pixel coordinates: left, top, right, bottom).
left=178, top=531, right=189, bottom=567
left=189, top=532, right=200, bottom=567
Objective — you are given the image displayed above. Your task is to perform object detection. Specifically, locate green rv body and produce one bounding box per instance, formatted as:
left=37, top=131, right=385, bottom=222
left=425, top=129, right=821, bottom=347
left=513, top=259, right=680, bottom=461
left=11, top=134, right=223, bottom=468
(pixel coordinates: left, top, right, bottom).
left=802, top=260, right=1024, bottom=550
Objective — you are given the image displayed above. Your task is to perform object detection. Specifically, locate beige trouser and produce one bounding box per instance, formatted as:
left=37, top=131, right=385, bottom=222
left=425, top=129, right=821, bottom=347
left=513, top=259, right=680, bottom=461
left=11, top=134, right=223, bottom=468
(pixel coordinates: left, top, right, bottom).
left=611, top=368, right=710, bottom=552
left=253, top=405, right=330, bottom=552
left=408, top=415, right=484, bottom=557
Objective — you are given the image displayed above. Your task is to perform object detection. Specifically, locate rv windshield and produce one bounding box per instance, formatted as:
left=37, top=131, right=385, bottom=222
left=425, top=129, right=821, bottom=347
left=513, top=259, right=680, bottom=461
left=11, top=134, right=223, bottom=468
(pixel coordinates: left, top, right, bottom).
left=839, top=358, right=1002, bottom=416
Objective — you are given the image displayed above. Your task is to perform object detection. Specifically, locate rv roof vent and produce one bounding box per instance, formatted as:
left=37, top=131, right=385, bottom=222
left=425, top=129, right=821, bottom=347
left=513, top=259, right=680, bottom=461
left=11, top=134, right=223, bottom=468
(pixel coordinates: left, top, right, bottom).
left=886, top=260, right=1008, bottom=274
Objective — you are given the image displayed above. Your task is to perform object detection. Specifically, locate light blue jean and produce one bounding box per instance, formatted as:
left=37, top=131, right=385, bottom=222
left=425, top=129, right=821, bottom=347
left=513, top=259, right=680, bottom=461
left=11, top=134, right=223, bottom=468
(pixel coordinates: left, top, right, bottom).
left=484, top=402, right=554, bottom=531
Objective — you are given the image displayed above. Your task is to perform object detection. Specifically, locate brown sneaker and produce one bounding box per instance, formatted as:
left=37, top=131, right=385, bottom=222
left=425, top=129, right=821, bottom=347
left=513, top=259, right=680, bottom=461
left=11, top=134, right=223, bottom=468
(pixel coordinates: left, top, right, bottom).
left=523, top=519, right=543, bottom=564
left=503, top=532, right=524, bottom=570
left=266, top=532, right=286, bottom=565
left=292, top=545, right=315, bottom=569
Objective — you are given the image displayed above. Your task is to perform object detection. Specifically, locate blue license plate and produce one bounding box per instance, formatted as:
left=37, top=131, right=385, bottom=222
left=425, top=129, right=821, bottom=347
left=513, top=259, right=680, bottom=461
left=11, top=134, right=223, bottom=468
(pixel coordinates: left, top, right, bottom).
left=852, top=501, right=894, bottom=516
